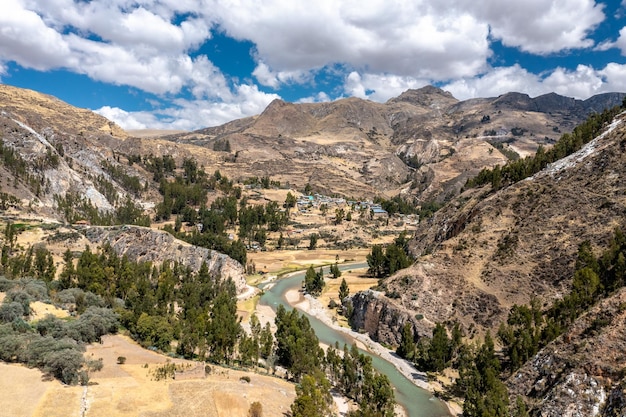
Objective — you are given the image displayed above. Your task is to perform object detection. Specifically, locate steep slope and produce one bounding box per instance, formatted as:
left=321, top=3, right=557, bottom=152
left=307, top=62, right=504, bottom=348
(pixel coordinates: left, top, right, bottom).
left=350, top=110, right=626, bottom=342
left=169, top=86, right=625, bottom=201
left=0, top=85, right=248, bottom=291
left=0, top=84, right=133, bottom=214
left=506, top=286, right=626, bottom=415
left=0, top=84, right=228, bottom=219
left=83, top=226, right=246, bottom=292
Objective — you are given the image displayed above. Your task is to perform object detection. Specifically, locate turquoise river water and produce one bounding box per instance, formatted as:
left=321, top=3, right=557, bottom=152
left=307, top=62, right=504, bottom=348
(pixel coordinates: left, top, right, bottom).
left=258, top=263, right=451, bottom=417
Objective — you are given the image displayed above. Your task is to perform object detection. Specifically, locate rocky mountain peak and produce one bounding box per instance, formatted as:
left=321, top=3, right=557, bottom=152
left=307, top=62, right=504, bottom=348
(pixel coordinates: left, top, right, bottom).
left=387, top=85, right=458, bottom=107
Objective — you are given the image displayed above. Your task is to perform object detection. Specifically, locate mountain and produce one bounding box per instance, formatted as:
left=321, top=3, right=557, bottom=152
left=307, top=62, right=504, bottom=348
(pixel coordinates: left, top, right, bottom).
left=345, top=105, right=626, bottom=414
left=351, top=110, right=626, bottom=339
left=0, top=84, right=246, bottom=289
left=167, top=86, right=625, bottom=201
left=2, top=83, right=626, bottom=413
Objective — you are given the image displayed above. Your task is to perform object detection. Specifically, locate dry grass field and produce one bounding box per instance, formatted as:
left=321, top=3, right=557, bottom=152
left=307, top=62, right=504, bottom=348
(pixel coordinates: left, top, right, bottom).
left=0, top=334, right=295, bottom=417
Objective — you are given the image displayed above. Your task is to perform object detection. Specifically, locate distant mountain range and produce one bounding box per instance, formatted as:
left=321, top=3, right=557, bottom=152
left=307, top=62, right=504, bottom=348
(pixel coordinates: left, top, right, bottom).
left=166, top=86, right=625, bottom=201
left=2, top=83, right=626, bottom=415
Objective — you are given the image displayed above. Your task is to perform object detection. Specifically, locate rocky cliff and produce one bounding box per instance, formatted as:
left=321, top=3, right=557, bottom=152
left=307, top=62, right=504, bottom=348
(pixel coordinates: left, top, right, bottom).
left=82, top=226, right=247, bottom=295
left=349, top=290, right=434, bottom=344
left=349, top=110, right=626, bottom=347
left=506, top=287, right=626, bottom=416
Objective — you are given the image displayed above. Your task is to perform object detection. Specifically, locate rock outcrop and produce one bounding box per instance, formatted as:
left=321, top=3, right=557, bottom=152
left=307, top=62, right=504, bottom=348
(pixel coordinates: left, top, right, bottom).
left=372, top=113, right=626, bottom=335
left=348, top=290, right=434, bottom=346
left=507, top=287, right=626, bottom=416
left=82, top=225, right=247, bottom=295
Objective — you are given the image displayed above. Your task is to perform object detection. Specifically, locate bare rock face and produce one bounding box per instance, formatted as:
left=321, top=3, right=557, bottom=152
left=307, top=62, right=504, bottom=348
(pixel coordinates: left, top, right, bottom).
left=348, top=290, right=433, bottom=346
left=374, top=115, right=626, bottom=335
left=82, top=226, right=247, bottom=294
left=507, top=287, right=626, bottom=416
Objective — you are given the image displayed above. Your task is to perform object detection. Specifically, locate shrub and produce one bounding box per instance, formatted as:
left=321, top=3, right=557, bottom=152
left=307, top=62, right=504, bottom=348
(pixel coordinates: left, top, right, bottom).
left=249, top=401, right=263, bottom=417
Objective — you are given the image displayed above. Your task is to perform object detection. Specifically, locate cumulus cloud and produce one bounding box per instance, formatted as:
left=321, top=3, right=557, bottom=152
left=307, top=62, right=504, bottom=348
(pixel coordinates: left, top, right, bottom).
left=615, top=27, right=626, bottom=55
left=96, top=84, right=279, bottom=131
left=95, top=106, right=152, bottom=130
left=464, top=0, right=605, bottom=54
left=1, top=0, right=624, bottom=131
left=442, top=63, right=626, bottom=101
left=214, top=0, right=490, bottom=80
left=0, top=0, right=72, bottom=70
left=297, top=92, right=332, bottom=104
left=344, top=72, right=430, bottom=102
left=252, top=62, right=312, bottom=89
left=599, top=63, right=626, bottom=92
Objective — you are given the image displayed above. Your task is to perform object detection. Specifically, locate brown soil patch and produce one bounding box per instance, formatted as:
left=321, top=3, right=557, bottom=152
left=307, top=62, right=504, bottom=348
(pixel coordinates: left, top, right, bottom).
left=84, top=334, right=294, bottom=417
left=0, top=363, right=62, bottom=417
left=1, top=334, right=295, bottom=417
left=30, top=301, right=70, bottom=320
left=248, top=248, right=369, bottom=274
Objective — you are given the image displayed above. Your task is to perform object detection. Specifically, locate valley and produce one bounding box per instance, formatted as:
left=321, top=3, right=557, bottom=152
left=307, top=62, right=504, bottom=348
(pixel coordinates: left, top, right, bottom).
left=1, top=83, right=626, bottom=416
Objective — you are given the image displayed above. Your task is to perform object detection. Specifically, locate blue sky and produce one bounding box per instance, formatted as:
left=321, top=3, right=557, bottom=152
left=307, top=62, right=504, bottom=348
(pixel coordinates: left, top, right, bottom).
left=1, top=0, right=626, bottom=131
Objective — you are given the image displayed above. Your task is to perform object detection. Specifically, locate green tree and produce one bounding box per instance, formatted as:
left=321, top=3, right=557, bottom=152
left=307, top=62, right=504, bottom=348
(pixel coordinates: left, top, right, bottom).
left=367, top=245, right=385, bottom=278
left=275, top=305, right=323, bottom=381
left=291, top=371, right=332, bottom=417
left=277, top=232, right=285, bottom=249
left=338, top=278, right=349, bottom=302
left=285, top=192, right=297, bottom=208
left=136, top=313, right=174, bottom=351
left=460, top=332, right=509, bottom=417
left=397, top=322, right=416, bottom=361
left=308, top=234, right=318, bottom=250
left=259, top=322, right=274, bottom=359
left=304, top=266, right=325, bottom=296
left=427, top=323, right=451, bottom=372
left=384, top=244, right=411, bottom=275
left=334, top=208, right=345, bottom=225
left=330, top=262, right=342, bottom=278
left=207, top=278, right=241, bottom=363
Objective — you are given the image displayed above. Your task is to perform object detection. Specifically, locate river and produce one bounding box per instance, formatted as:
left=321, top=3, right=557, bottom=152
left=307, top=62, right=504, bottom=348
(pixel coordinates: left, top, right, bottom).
left=258, top=263, right=451, bottom=417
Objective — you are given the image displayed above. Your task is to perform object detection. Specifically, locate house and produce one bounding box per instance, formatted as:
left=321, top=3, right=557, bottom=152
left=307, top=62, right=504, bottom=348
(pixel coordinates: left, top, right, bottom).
left=371, top=207, right=388, bottom=217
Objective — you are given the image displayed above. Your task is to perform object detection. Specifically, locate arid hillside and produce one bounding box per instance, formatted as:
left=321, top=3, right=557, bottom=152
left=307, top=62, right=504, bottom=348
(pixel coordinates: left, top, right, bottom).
left=1, top=83, right=624, bottom=218
left=167, top=86, right=625, bottom=201
left=355, top=110, right=626, bottom=342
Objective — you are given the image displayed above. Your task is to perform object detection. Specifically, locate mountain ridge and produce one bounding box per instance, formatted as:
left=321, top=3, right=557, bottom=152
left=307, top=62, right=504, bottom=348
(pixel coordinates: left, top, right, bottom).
left=168, top=86, right=625, bottom=201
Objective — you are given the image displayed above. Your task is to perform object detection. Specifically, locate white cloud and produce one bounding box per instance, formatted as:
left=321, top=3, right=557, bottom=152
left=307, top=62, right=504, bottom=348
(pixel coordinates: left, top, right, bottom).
left=96, top=83, right=279, bottom=131
left=542, top=65, right=604, bottom=98
left=95, top=106, right=152, bottom=130
left=0, top=0, right=72, bottom=70
left=213, top=0, right=491, bottom=80
left=443, top=63, right=626, bottom=101
left=344, top=72, right=430, bottom=102
left=615, top=27, right=626, bottom=55
left=465, top=0, right=605, bottom=54
left=599, top=63, right=626, bottom=92
left=297, top=92, right=331, bottom=104
left=443, top=65, right=545, bottom=100
left=1, top=0, right=624, bottom=131
left=252, top=62, right=312, bottom=89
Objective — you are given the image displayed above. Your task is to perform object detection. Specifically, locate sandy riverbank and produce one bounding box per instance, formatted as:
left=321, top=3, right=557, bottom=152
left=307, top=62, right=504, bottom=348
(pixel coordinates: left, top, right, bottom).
left=283, top=287, right=463, bottom=416
left=247, top=263, right=463, bottom=416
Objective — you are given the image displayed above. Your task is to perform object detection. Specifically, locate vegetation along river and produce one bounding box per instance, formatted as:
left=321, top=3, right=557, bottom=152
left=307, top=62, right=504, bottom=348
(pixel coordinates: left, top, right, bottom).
left=259, top=262, right=451, bottom=417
